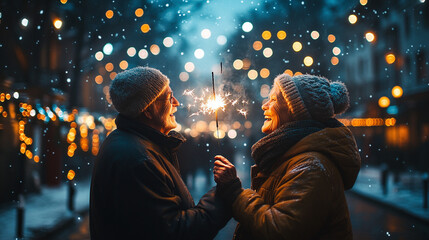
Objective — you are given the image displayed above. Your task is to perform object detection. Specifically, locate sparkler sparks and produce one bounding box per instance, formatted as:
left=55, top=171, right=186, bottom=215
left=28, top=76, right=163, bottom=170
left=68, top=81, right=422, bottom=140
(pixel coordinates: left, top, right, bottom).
left=183, top=88, right=248, bottom=118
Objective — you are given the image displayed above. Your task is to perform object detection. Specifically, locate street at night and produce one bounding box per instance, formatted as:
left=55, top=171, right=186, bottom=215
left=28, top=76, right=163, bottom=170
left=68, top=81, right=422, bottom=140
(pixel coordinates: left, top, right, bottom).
left=1, top=0, right=429, bottom=239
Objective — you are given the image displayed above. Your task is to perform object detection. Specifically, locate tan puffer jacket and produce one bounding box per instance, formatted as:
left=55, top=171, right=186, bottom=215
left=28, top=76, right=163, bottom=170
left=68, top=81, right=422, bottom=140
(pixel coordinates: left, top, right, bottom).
left=231, top=126, right=361, bottom=240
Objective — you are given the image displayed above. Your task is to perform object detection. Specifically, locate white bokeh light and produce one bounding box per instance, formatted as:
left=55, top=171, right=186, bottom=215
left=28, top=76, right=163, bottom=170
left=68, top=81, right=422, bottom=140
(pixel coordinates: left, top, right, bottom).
left=217, top=35, right=227, bottom=45
left=179, top=72, right=189, bottom=82
left=127, top=47, right=136, bottom=57
left=201, top=29, right=211, bottom=39
left=138, top=49, right=148, bottom=59
left=103, top=43, right=113, bottom=55
left=21, top=18, right=29, bottom=27
left=242, top=22, right=253, bottom=32
left=163, top=37, right=174, bottom=47
left=95, top=51, right=104, bottom=61
left=263, top=48, right=273, bottom=58
left=185, top=62, right=195, bottom=72
left=194, top=49, right=205, bottom=59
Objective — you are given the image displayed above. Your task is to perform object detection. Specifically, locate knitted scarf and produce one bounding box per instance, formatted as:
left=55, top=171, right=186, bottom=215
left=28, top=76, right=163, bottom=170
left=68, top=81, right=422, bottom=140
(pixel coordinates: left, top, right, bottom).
left=251, top=119, right=342, bottom=171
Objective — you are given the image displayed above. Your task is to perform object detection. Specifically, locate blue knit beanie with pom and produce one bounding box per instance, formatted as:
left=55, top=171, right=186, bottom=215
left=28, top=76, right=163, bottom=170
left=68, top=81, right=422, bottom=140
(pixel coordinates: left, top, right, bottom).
left=274, top=73, right=350, bottom=121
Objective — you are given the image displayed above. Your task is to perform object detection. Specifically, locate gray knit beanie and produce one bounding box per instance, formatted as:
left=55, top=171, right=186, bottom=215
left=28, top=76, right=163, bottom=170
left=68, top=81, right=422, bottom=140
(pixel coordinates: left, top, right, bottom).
left=274, top=74, right=350, bottom=121
left=109, top=66, right=169, bottom=117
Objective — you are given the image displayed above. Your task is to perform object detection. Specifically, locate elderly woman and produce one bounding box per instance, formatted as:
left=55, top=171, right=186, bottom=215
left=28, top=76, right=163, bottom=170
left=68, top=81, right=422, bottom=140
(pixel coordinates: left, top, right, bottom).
left=214, top=74, right=361, bottom=240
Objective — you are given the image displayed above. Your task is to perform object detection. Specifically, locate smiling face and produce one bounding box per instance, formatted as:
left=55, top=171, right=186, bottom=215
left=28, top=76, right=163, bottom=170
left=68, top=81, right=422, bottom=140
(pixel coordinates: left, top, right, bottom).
left=261, top=83, right=292, bottom=134
left=144, top=85, right=180, bottom=135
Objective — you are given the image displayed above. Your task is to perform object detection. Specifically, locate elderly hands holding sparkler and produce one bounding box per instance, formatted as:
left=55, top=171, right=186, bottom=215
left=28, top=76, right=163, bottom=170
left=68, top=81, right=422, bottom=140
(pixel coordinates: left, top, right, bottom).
left=213, top=155, right=238, bottom=184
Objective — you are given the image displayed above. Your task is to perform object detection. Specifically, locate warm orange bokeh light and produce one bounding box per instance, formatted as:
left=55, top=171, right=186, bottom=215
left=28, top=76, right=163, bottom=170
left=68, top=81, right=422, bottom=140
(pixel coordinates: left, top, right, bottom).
left=34, top=155, right=40, bottom=163
left=392, top=86, right=403, bottom=98
left=135, top=8, right=144, bottom=17
left=331, top=56, right=339, bottom=65
left=110, top=72, right=117, bottom=80
left=67, top=169, right=76, bottom=180
left=284, top=69, right=293, bottom=76
left=105, top=63, right=114, bottom=72
left=385, top=53, right=396, bottom=64
left=105, top=10, right=114, bottom=19
left=141, top=24, right=150, bottom=33
left=253, top=41, right=263, bottom=51
left=378, top=96, right=390, bottom=108
left=294, top=72, right=302, bottom=76
left=150, top=44, right=160, bottom=55
left=95, top=75, right=103, bottom=85
left=260, top=68, right=270, bottom=78
left=277, top=30, right=287, bottom=40
left=119, top=60, right=129, bottom=70
left=328, top=34, right=336, bottom=43
left=262, top=30, right=271, bottom=40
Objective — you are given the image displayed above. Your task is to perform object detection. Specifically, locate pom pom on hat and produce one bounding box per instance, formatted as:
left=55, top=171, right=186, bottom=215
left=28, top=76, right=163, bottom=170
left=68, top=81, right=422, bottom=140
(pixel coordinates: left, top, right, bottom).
left=330, top=81, right=350, bottom=115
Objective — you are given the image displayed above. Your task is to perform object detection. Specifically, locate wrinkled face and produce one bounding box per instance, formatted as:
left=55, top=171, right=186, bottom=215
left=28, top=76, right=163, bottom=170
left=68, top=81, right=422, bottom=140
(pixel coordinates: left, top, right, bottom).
left=147, top=85, right=180, bottom=135
left=261, top=83, right=291, bottom=134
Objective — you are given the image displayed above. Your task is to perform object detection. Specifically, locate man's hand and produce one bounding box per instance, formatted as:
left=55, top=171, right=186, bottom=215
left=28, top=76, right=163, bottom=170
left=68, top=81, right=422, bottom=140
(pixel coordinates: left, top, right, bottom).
left=213, top=155, right=237, bottom=184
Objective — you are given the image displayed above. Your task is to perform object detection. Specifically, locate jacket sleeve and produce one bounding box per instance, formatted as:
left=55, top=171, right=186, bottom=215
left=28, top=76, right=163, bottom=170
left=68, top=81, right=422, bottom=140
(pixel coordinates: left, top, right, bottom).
left=117, top=154, right=230, bottom=240
left=230, top=157, right=333, bottom=239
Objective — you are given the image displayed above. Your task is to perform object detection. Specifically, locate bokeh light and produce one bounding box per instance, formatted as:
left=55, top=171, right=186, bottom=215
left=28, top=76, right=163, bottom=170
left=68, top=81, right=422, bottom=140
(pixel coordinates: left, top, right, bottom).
left=217, top=35, right=227, bottom=45
left=53, top=18, right=62, bottom=29
left=303, top=56, right=314, bottom=67
left=331, top=56, right=339, bottom=65
left=179, top=72, right=189, bottom=82
left=260, top=68, right=270, bottom=78
left=119, top=60, right=128, bottom=70
left=21, top=18, right=28, bottom=27
left=127, top=47, right=136, bottom=57
left=360, top=0, right=368, bottom=6
left=348, top=14, right=358, bottom=24
left=141, top=24, right=150, bottom=33
left=185, top=62, right=195, bottom=72
left=332, top=47, right=341, bottom=56
left=292, top=41, right=302, bottom=52
left=385, top=53, right=396, bottom=64
left=248, top=69, right=258, bottom=80
left=378, top=96, right=390, bottom=108
left=365, top=32, right=376, bottom=42
left=150, top=44, right=160, bottom=55
left=135, top=8, right=144, bottom=17
left=260, top=84, right=270, bottom=98
left=138, top=49, right=148, bottom=59
left=201, top=29, right=211, bottom=39
left=328, top=34, right=336, bottom=43
left=105, top=10, right=114, bottom=19
left=392, top=86, right=403, bottom=98
left=233, top=59, right=243, bottom=70
left=103, top=43, right=113, bottom=55
left=311, top=30, right=320, bottom=40
left=262, top=30, right=272, bottom=40
left=105, top=63, right=114, bottom=72
left=277, top=30, right=287, bottom=40
left=263, top=48, right=273, bottom=58
left=95, top=75, right=103, bottom=85
left=253, top=41, right=263, bottom=51
left=194, top=49, right=205, bottom=59
left=163, top=37, right=174, bottom=47
left=284, top=69, right=293, bottom=76
left=242, top=22, right=253, bottom=32
left=95, top=51, right=104, bottom=61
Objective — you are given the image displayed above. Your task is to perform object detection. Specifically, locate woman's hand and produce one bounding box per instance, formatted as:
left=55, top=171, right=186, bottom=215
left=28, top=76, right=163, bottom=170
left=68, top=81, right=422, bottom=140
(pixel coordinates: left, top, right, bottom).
left=213, top=155, right=237, bottom=184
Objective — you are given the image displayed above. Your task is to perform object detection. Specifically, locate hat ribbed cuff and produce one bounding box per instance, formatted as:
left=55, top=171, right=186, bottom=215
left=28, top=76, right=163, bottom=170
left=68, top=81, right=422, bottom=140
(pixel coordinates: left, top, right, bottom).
left=275, top=77, right=311, bottom=121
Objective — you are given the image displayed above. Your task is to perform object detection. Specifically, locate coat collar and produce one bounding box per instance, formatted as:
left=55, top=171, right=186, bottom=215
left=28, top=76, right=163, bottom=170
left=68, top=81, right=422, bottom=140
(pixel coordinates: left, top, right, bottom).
left=115, top=114, right=186, bottom=152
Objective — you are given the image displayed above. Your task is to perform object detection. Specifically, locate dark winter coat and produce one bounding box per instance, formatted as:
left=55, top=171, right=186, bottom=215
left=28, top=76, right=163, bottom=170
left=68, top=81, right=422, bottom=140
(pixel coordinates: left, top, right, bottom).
left=90, top=114, right=230, bottom=240
left=219, top=119, right=361, bottom=240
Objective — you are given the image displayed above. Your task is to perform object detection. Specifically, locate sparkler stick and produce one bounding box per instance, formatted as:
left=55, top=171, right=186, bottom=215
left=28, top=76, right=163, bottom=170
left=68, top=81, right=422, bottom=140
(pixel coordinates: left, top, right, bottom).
left=212, top=72, right=219, bottom=139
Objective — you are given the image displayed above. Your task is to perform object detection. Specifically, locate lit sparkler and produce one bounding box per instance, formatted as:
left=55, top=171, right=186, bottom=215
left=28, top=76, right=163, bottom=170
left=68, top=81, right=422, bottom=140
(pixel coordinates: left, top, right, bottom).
left=182, top=63, right=248, bottom=137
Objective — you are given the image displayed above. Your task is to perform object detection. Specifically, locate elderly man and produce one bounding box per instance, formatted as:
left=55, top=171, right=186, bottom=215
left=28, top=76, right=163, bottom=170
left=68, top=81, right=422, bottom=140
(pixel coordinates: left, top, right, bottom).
left=90, top=66, right=230, bottom=240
